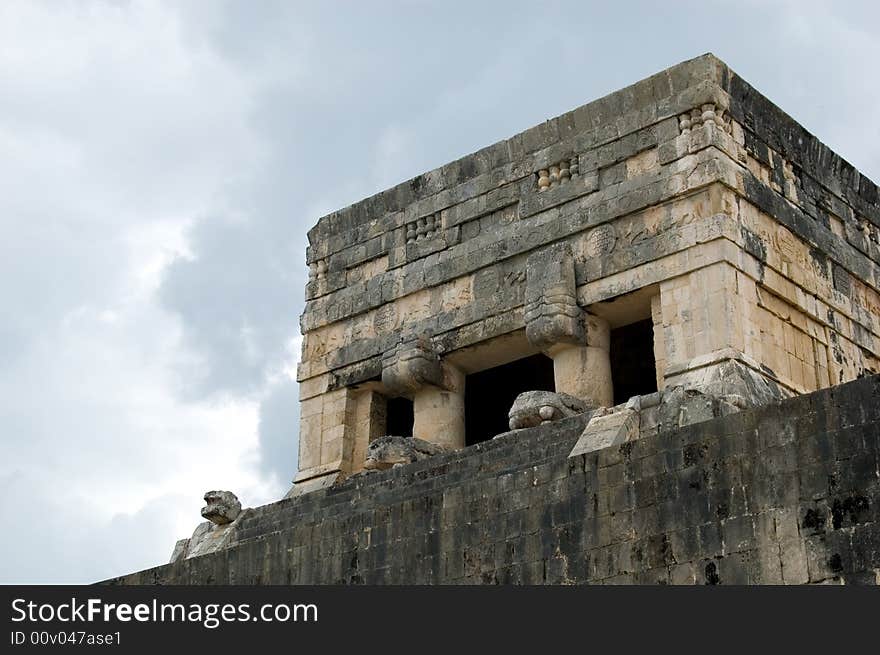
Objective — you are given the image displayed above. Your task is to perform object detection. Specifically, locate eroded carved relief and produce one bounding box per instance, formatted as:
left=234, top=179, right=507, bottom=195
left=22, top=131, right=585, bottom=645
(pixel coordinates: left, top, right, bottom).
left=201, top=490, right=242, bottom=525
left=678, top=103, right=730, bottom=136
left=585, top=224, right=617, bottom=257
left=362, top=435, right=450, bottom=471
left=525, top=241, right=585, bottom=349
left=503, top=270, right=527, bottom=287
left=308, top=258, right=328, bottom=282
left=406, top=214, right=439, bottom=243
left=537, top=157, right=579, bottom=192
left=373, top=303, right=399, bottom=335
left=858, top=217, right=879, bottom=245
left=381, top=336, right=445, bottom=396
left=775, top=225, right=800, bottom=265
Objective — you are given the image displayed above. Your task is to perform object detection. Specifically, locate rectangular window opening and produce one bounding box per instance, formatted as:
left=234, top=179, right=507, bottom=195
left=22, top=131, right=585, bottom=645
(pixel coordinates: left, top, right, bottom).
left=464, top=353, right=555, bottom=446
left=610, top=318, right=658, bottom=405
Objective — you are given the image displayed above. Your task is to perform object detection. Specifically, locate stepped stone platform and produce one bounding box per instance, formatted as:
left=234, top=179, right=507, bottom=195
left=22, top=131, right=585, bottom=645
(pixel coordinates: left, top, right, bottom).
left=108, top=375, right=880, bottom=585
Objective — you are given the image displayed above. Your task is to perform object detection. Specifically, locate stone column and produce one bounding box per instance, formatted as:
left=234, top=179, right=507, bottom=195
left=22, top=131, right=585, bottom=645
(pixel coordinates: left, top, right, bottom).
left=381, top=336, right=466, bottom=449
left=412, top=364, right=465, bottom=450
left=547, top=314, right=613, bottom=408
left=525, top=241, right=613, bottom=408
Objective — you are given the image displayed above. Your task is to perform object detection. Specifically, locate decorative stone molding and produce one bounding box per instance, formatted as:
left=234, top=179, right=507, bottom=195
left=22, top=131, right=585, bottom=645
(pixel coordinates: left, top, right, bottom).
left=817, top=190, right=834, bottom=213
left=678, top=102, right=731, bottom=136
left=405, top=214, right=439, bottom=243
left=381, top=335, right=445, bottom=396
left=585, top=223, right=617, bottom=258
left=536, top=157, right=579, bottom=192
left=308, top=258, right=328, bottom=282
left=659, top=101, right=744, bottom=167
left=775, top=225, right=799, bottom=264
left=524, top=242, right=585, bottom=350
left=858, top=217, right=880, bottom=244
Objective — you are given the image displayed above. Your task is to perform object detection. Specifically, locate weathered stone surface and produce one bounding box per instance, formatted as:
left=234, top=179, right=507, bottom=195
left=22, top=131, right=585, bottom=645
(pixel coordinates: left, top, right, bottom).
left=381, top=336, right=445, bottom=396
left=169, top=491, right=248, bottom=563
left=524, top=241, right=585, bottom=350
left=285, top=471, right=343, bottom=499
left=665, top=360, right=788, bottom=411
left=507, top=390, right=588, bottom=430
left=201, top=490, right=241, bottom=525
left=111, top=54, right=880, bottom=584
left=169, top=538, right=189, bottom=564
left=568, top=406, right=639, bottom=456
left=294, top=53, right=878, bottom=486
left=110, top=374, right=880, bottom=585
left=362, top=435, right=450, bottom=471
left=548, top=315, right=613, bottom=407
left=656, top=386, right=743, bottom=433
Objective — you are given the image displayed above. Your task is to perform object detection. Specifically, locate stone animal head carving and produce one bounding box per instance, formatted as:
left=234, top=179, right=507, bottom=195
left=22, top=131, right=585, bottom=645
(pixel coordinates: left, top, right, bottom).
left=363, top=436, right=449, bottom=471
left=508, top=390, right=588, bottom=430
left=200, top=490, right=242, bottom=525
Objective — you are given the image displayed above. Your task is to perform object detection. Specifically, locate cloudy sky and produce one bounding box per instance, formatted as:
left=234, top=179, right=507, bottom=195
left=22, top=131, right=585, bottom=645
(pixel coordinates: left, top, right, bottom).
left=1, top=0, right=877, bottom=583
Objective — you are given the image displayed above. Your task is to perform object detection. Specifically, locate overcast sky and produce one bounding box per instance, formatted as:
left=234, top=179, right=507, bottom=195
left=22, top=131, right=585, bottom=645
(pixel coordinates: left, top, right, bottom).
left=1, top=0, right=877, bottom=583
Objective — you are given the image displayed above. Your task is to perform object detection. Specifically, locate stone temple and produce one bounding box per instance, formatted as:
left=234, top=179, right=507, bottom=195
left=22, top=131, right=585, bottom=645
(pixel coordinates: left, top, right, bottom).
left=110, top=54, right=880, bottom=585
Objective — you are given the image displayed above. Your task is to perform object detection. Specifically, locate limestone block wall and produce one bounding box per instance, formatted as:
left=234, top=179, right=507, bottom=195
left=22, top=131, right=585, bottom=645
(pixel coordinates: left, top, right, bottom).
left=294, top=53, right=880, bottom=488
left=725, top=68, right=880, bottom=387
left=108, top=374, right=880, bottom=585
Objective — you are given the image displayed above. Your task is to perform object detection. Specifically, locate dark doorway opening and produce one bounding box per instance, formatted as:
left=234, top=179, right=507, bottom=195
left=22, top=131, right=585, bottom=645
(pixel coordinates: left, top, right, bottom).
left=464, top=353, right=555, bottom=445
left=385, top=396, right=414, bottom=437
left=610, top=318, right=658, bottom=405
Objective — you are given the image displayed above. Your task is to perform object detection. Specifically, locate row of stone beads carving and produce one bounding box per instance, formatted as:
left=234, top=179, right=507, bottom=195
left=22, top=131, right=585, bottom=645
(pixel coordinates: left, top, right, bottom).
left=537, top=157, right=579, bottom=191
left=406, top=214, right=438, bottom=243
left=858, top=217, right=880, bottom=244
left=308, top=258, right=328, bottom=282
left=679, top=103, right=731, bottom=135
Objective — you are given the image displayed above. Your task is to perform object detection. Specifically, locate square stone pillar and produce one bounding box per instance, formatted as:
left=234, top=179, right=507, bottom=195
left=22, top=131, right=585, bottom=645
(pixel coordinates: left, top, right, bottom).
left=412, top=363, right=465, bottom=450
left=382, top=336, right=466, bottom=450
left=547, top=314, right=613, bottom=408
left=657, top=263, right=789, bottom=405
left=350, top=389, right=387, bottom=475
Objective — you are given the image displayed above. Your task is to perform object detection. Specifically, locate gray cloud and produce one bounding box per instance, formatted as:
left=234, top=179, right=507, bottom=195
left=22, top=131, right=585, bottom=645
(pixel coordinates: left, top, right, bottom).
left=257, top=378, right=301, bottom=485
left=0, top=469, right=191, bottom=584
left=159, top=216, right=303, bottom=399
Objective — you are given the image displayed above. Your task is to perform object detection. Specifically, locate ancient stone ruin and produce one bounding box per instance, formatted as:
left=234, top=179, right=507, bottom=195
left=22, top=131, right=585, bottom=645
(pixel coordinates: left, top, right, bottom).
left=111, top=54, right=880, bottom=585
left=291, top=53, right=878, bottom=496
left=170, top=491, right=248, bottom=562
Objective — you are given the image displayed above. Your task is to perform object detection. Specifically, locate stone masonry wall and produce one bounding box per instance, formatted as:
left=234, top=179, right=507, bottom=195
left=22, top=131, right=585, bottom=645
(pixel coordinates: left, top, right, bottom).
left=294, top=53, right=880, bottom=485
left=109, top=374, right=880, bottom=585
